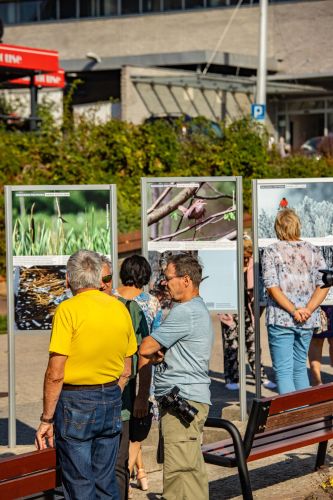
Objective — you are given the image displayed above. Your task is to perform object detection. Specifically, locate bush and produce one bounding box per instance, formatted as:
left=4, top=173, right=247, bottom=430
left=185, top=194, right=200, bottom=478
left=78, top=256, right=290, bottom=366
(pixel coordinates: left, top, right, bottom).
left=0, top=113, right=331, bottom=275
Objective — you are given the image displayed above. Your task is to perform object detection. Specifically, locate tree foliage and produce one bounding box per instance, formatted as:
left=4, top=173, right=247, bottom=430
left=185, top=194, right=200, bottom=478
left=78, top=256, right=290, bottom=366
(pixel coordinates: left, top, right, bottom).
left=0, top=113, right=331, bottom=274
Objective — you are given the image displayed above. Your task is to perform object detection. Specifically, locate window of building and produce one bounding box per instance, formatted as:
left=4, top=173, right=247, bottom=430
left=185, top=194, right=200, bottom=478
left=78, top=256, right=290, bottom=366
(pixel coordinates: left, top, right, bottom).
left=0, top=0, right=312, bottom=23
left=185, top=0, right=203, bottom=8
left=207, top=0, right=227, bottom=7
left=0, top=2, right=17, bottom=24
left=121, top=0, right=139, bottom=14
left=80, top=0, right=99, bottom=16
left=18, top=0, right=40, bottom=22
left=100, top=0, right=118, bottom=15
left=59, top=0, right=76, bottom=18
left=164, top=0, right=182, bottom=10
left=142, top=0, right=160, bottom=12
left=40, top=0, right=57, bottom=20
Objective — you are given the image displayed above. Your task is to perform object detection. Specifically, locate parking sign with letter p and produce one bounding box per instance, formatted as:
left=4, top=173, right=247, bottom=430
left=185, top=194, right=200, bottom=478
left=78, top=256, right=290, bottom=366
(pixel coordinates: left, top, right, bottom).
left=251, top=104, right=266, bottom=121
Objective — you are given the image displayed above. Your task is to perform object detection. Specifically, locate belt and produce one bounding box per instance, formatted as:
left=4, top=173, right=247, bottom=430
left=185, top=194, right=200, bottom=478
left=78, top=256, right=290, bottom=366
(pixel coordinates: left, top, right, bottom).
left=62, top=380, right=119, bottom=391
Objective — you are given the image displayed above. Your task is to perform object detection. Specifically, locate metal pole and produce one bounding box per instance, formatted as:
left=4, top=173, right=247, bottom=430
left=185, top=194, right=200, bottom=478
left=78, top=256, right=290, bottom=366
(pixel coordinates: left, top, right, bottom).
left=252, top=180, right=262, bottom=398
left=29, top=76, right=38, bottom=131
left=256, top=0, right=268, bottom=110
left=5, top=186, right=16, bottom=447
left=236, top=177, right=247, bottom=421
left=111, top=185, right=118, bottom=288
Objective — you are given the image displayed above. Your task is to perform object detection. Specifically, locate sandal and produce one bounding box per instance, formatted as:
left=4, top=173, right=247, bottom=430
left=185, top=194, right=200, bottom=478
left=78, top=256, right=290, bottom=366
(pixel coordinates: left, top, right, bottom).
left=136, top=468, right=148, bottom=491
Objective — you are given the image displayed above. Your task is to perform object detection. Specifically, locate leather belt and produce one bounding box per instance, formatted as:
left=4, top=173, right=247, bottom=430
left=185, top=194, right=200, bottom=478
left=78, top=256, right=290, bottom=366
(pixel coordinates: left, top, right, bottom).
left=62, top=380, right=119, bottom=391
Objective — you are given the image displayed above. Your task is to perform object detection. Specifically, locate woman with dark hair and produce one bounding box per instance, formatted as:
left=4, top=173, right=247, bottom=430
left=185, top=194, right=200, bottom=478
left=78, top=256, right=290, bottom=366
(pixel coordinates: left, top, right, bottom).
left=261, top=209, right=328, bottom=394
left=114, top=255, right=162, bottom=497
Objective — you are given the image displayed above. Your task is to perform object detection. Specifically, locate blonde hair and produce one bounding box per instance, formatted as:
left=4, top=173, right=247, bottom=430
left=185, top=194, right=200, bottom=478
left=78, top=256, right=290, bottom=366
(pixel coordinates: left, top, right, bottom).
left=243, top=239, right=253, bottom=257
left=274, top=209, right=301, bottom=241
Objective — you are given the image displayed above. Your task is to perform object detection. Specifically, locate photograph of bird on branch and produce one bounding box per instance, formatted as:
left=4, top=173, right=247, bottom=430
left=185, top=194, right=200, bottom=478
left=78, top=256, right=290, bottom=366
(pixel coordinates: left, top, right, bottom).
left=147, top=180, right=236, bottom=242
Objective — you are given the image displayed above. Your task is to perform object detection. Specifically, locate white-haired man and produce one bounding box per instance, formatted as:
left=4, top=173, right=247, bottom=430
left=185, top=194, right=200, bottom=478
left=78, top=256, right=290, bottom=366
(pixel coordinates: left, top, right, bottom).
left=35, top=249, right=137, bottom=499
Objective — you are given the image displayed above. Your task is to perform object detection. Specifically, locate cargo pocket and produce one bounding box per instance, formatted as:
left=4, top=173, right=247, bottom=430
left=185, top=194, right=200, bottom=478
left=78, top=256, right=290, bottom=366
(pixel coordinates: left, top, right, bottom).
left=63, top=405, right=96, bottom=441
left=164, top=436, right=200, bottom=473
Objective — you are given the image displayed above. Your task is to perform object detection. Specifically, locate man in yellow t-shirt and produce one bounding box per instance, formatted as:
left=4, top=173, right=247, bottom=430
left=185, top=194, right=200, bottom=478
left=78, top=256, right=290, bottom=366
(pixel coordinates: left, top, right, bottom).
left=35, top=249, right=137, bottom=499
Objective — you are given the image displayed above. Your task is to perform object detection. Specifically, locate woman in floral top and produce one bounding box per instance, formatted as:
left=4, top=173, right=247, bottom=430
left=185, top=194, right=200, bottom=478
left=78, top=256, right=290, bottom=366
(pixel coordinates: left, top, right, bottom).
left=113, top=254, right=162, bottom=497
left=261, top=209, right=328, bottom=394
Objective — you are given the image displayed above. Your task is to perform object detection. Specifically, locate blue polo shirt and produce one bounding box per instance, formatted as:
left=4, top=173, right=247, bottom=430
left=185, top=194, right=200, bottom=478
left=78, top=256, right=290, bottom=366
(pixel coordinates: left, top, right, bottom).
left=151, top=296, right=214, bottom=405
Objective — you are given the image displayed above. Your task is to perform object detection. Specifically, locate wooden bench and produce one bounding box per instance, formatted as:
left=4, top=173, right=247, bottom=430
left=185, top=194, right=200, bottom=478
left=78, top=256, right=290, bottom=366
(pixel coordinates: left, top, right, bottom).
left=202, top=383, right=333, bottom=500
left=0, top=448, right=59, bottom=499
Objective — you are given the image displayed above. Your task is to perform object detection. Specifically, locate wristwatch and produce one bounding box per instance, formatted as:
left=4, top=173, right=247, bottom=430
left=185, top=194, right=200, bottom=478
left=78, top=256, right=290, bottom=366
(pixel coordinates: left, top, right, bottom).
left=40, top=414, right=54, bottom=424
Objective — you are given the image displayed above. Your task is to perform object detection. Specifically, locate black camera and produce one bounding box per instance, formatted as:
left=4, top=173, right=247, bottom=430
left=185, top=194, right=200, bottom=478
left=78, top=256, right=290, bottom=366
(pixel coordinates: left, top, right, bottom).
left=320, top=269, right=333, bottom=288
left=159, top=386, right=198, bottom=424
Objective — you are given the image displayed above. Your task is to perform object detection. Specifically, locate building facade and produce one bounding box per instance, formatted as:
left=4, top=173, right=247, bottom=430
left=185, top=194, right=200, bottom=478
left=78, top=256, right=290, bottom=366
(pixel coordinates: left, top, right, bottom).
left=2, top=0, right=333, bottom=149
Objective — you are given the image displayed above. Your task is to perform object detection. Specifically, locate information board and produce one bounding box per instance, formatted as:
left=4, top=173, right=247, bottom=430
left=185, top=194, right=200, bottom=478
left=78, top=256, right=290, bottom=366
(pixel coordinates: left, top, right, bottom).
left=6, top=185, right=117, bottom=332
left=142, top=177, right=242, bottom=312
left=255, top=178, right=333, bottom=304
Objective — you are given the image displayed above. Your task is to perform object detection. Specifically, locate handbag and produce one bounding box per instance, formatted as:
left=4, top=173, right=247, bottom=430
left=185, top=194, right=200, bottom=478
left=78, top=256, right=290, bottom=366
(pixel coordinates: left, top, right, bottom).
left=314, top=307, right=328, bottom=335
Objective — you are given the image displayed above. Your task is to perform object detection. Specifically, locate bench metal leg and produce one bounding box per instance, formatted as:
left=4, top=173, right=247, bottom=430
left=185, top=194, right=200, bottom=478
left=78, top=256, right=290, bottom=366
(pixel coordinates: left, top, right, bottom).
left=316, top=441, right=328, bottom=470
left=206, top=418, right=253, bottom=500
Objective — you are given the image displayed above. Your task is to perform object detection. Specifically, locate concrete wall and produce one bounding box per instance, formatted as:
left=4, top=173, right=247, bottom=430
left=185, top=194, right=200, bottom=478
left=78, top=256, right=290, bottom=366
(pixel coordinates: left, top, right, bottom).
left=3, top=1, right=333, bottom=76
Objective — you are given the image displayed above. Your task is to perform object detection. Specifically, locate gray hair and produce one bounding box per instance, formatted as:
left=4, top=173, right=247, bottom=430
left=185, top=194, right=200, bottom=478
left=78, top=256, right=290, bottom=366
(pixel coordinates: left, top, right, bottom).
left=101, top=255, right=112, bottom=273
left=67, top=249, right=103, bottom=293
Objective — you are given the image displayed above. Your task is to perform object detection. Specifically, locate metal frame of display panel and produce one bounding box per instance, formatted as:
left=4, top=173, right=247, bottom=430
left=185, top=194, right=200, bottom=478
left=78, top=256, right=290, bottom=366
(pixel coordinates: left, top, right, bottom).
left=252, top=177, right=333, bottom=398
left=141, top=176, right=247, bottom=420
left=5, top=184, right=117, bottom=448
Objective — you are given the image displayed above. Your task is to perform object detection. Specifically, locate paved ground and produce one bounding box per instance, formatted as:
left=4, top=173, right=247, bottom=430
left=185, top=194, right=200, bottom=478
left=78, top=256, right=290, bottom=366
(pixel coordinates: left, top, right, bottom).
left=1, top=300, right=333, bottom=499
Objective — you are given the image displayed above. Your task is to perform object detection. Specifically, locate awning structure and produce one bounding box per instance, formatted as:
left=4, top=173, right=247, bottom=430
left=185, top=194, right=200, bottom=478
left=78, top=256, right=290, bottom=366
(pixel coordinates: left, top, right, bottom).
left=9, top=69, right=65, bottom=89
left=0, top=43, right=65, bottom=129
left=0, top=43, right=60, bottom=80
left=131, top=73, right=327, bottom=96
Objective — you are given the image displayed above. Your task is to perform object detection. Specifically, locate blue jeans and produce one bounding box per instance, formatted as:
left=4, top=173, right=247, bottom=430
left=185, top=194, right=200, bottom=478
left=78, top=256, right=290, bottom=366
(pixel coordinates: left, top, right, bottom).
left=54, top=384, right=122, bottom=500
left=267, top=324, right=313, bottom=394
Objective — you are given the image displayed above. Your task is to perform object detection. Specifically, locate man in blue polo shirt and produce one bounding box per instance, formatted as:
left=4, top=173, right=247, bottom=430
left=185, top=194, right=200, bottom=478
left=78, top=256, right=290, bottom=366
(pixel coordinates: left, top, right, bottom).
left=140, top=253, right=214, bottom=500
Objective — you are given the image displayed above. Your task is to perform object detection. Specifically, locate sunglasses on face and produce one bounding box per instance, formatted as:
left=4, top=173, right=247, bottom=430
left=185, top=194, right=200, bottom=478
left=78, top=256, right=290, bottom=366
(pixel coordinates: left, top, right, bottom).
left=102, top=274, right=113, bottom=284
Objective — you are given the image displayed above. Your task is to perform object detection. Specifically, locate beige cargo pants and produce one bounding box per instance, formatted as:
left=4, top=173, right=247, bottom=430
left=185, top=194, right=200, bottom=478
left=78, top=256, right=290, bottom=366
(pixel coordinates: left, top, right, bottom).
left=160, top=400, right=209, bottom=500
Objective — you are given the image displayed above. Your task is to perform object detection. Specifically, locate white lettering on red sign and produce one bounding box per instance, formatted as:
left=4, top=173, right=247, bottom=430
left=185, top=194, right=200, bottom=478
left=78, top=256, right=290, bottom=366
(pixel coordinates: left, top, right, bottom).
left=0, top=52, right=23, bottom=65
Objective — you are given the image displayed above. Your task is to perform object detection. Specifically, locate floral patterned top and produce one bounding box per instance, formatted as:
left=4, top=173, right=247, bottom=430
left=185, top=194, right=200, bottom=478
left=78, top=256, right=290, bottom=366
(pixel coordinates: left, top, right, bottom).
left=261, top=240, right=326, bottom=329
left=113, top=290, right=162, bottom=333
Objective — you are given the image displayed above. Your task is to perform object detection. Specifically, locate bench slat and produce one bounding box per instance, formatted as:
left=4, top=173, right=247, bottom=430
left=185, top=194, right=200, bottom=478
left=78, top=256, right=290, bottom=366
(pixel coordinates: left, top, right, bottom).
left=0, top=469, right=57, bottom=499
left=0, top=449, right=56, bottom=482
left=262, top=383, right=333, bottom=414
left=202, top=418, right=333, bottom=459
left=204, top=427, right=333, bottom=464
left=266, top=402, right=333, bottom=431
left=248, top=427, right=333, bottom=462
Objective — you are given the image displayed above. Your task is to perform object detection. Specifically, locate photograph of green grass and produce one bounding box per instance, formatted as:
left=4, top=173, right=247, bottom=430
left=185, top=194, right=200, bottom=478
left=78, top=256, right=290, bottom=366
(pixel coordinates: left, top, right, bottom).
left=12, top=189, right=111, bottom=256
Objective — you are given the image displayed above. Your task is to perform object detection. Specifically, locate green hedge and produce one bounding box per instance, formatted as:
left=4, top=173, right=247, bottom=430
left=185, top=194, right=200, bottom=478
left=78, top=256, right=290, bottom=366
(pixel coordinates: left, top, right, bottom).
left=0, top=115, right=330, bottom=275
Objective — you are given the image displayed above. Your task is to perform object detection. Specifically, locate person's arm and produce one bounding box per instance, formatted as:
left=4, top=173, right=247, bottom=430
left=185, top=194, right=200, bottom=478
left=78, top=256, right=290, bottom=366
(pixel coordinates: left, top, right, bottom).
left=306, top=286, right=330, bottom=315
left=266, top=286, right=298, bottom=316
left=118, top=356, right=132, bottom=392
left=139, top=335, right=164, bottom=363
left=133, top=356, right=152, bottom=418
left=35, top=353, right=67, bottom=450
left=266, top=287, right=310, bottom=322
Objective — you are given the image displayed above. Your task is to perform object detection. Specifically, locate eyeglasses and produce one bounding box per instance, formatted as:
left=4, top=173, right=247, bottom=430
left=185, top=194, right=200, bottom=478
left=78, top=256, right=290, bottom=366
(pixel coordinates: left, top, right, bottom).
left=163, top=274, right=184, bottom=282
left=102, top=274, right=113, bottom=284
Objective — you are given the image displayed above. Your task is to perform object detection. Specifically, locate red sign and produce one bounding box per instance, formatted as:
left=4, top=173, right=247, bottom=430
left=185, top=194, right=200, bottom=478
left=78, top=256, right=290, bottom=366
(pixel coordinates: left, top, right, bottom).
left=10, top=69, right=65, bottom=88
left=0, top=44, right=59, bottom=72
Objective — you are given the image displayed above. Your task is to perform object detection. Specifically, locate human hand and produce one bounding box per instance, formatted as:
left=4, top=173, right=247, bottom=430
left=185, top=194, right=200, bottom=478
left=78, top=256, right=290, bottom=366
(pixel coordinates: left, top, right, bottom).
left=151, top=350, right=165, bottom=364
left=118, top=376, right=129, bottom=393
left=35, top=422, right=54, bottom=450
left=294, top=308, right=311, bottom=323
left=217, top=313, right=236, bottom=328
left=133, top=395, right=149, bottom=418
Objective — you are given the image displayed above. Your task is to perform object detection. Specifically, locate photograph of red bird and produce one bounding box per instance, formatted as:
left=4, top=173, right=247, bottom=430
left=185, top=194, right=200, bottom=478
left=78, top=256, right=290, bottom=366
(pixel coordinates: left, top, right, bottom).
left=178, top=199, right=206, bottom=220
left=279, top=197, right=288, bottom=209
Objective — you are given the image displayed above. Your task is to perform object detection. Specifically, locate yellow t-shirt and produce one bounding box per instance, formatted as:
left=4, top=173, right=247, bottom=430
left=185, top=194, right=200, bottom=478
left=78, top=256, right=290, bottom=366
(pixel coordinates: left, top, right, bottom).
left=49, top=290, right=137, bottom=384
